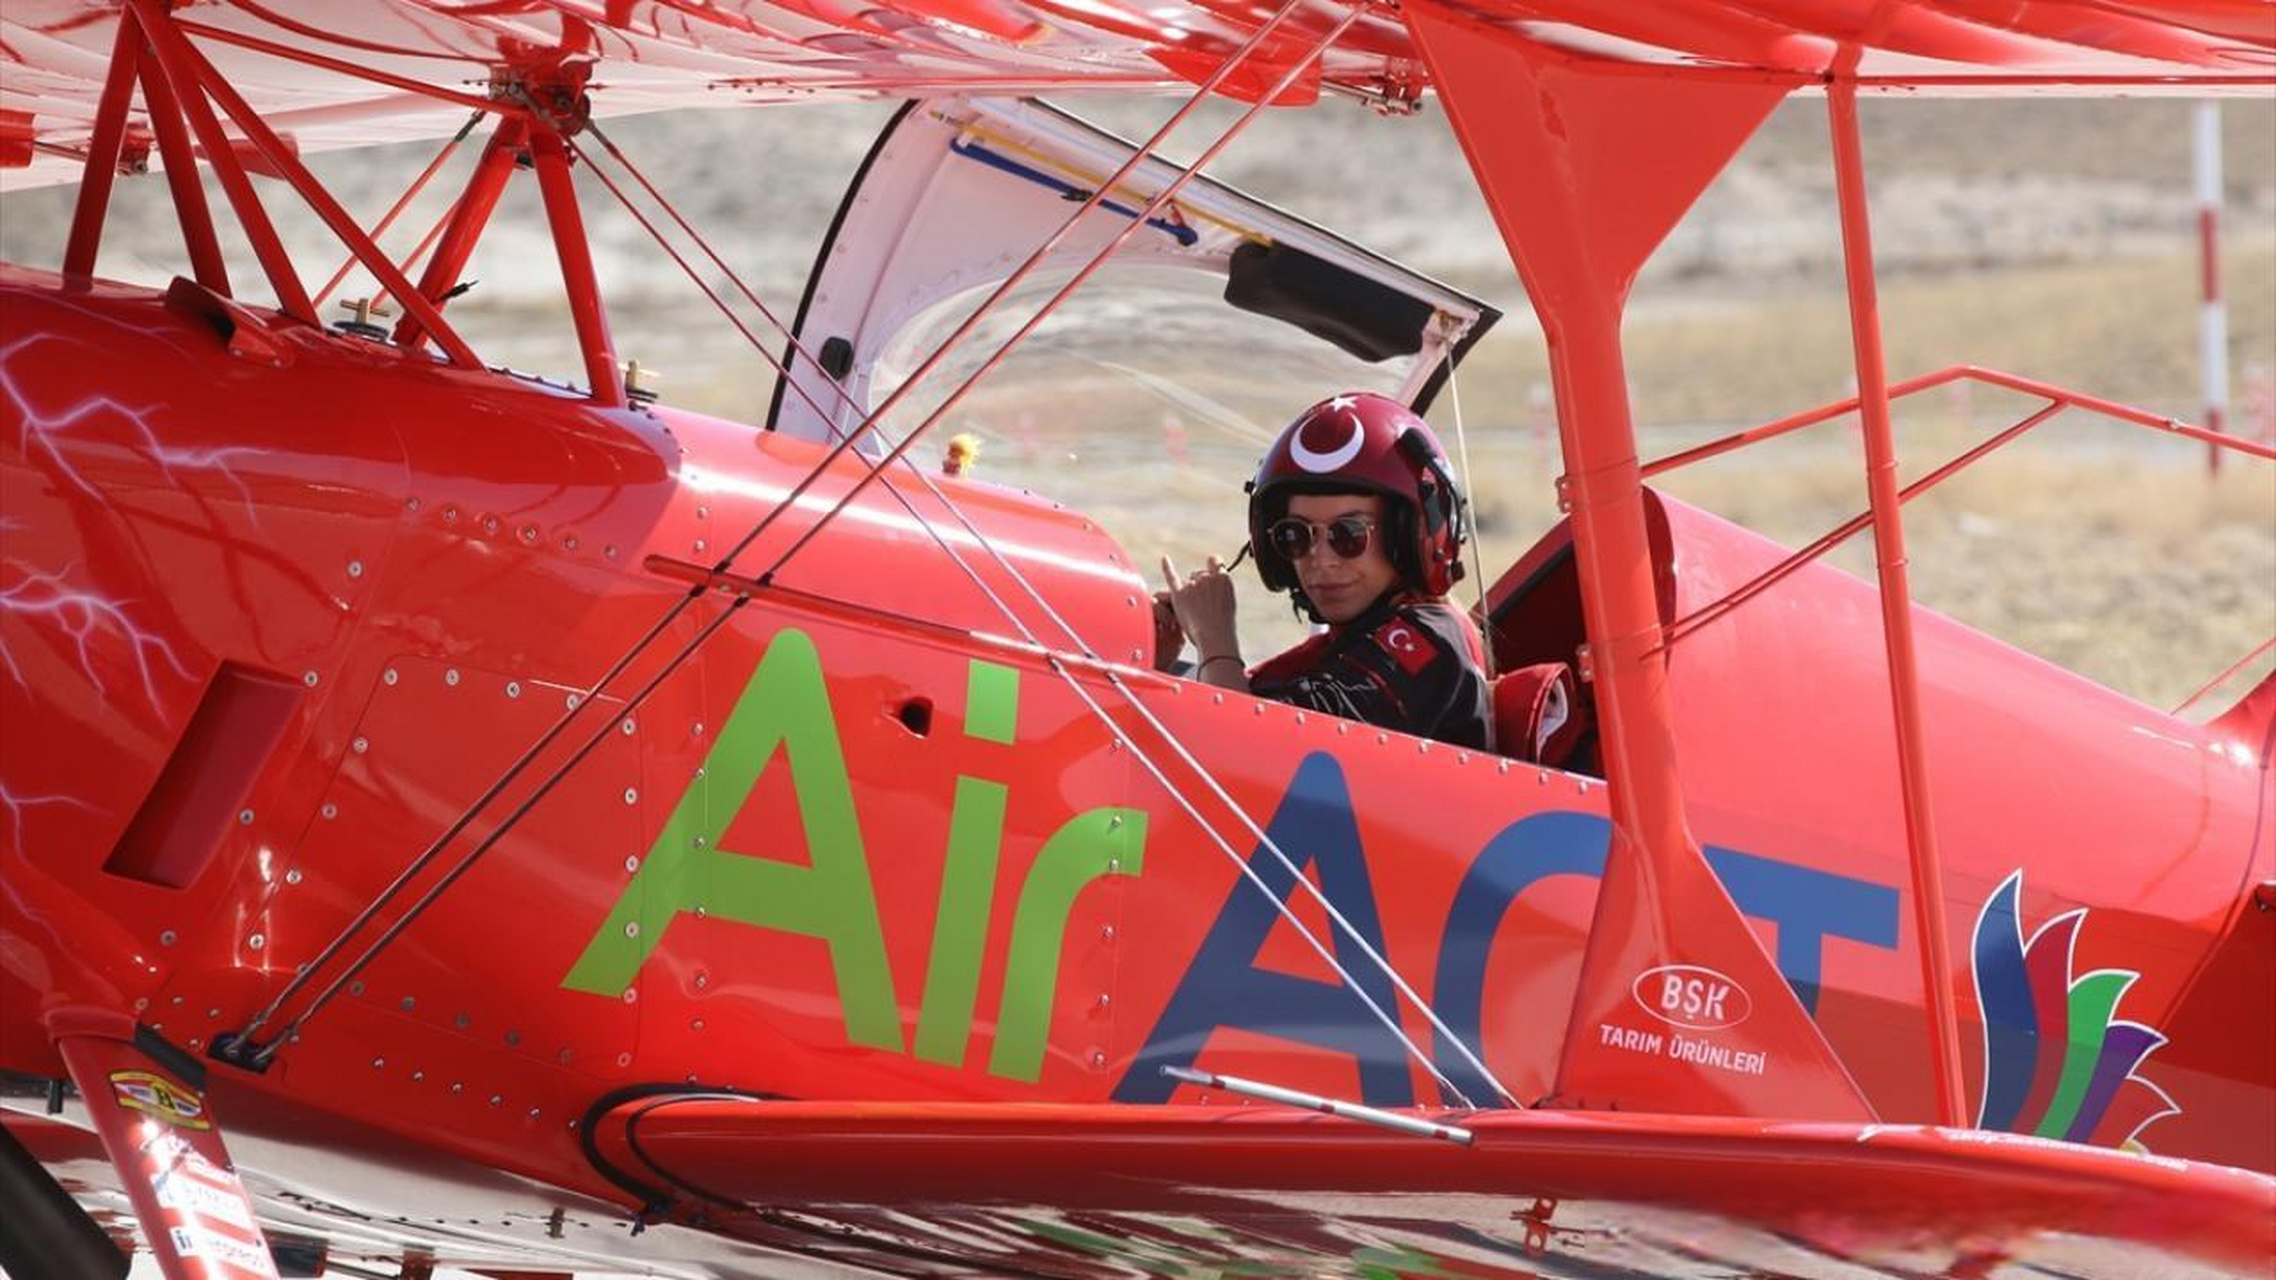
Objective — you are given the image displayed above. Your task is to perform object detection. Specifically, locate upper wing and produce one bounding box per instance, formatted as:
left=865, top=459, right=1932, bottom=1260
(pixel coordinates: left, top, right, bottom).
left=4, top=0, right=2271, bottom=190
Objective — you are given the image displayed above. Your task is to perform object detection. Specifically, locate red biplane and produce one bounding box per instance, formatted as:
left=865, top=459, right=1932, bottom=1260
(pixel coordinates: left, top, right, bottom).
left=2, top=1, right=2273, bottom=1277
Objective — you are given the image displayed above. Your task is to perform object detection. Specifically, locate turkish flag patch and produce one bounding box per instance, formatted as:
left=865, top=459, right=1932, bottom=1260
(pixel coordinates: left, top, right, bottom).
left=1371, top=619, right=1434, bottom=675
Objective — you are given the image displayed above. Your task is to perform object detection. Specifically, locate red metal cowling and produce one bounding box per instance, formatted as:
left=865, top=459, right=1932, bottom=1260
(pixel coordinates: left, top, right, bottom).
left=0, top=263, right=1147, bottom=1090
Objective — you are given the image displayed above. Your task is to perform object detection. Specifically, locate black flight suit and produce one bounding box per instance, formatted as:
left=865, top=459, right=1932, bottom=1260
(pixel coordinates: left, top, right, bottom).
left=1246, top=596, right=1491, bottom=751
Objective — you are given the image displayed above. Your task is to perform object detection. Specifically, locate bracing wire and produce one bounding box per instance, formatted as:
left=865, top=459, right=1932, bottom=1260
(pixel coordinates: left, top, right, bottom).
left=312, top=109, right=482, bottom=308
left=257, top=5, right=1516, bottom=1107
left=554, top=37, right=1514, bottom=1108
left=560, top=90, right=1515, bottom=1108
left=881, top=462, right=1516, bottom=1107
left=235, top=0, right=1341, bottom=1057
left=860, top=463, right=1485, bottom=1108
left=1440, top=316, right=1494, bottom=678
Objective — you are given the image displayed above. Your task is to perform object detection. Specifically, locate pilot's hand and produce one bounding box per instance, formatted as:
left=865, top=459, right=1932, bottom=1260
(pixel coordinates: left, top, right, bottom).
left=1158, top=553, right=1240, bottom=671
left=1150, top=591, right=1184, bottom=672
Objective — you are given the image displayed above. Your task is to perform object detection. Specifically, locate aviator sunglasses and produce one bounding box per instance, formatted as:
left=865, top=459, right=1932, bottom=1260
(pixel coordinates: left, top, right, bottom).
left=1266, top=514, right=1379, bottom=561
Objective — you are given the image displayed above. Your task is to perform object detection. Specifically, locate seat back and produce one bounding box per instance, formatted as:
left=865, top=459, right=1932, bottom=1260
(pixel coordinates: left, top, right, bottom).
left=1491, top=661, right=1590, bottom=767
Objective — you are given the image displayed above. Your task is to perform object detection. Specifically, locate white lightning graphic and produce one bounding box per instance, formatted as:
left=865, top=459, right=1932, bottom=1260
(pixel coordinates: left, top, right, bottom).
left=1, top=331, right=163, bottom=500
left=126, top=423, right=265, bottom=521
left=3, top=300, right=271, bottom=696
left=0, top=562, right=193, bottom=709
left=0, top=783, right=93, bottom=853
left=2, top=305, right=262, bottom=516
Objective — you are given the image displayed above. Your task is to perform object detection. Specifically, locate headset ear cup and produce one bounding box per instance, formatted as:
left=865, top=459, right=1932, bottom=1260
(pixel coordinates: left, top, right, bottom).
left=1415, top=463, right=1460, bottom=594
left=1431, top=471, right=1464, bottom=594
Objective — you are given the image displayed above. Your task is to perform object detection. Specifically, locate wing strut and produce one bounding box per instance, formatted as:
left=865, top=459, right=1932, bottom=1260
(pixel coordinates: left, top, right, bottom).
left=124, top=0, right=318, bottom=326
left=127, top=0, right=485, bottom=367
left=132, top=31, right=233, bottom=296
left=1404, top=3, right=1873, bottom=1120
left=1825, top=76, right=1965, bottom=1124
left=529, top=122, right=625, bottom=406
left=61, top=4, right=497, bottom=366
left=393, top=116, right=530, bottom=353
left=60, top=12, right=234, bottom=296
left=48, top=1010, right=282, bottom=1280
left=59, top=18, right=142, bottom=283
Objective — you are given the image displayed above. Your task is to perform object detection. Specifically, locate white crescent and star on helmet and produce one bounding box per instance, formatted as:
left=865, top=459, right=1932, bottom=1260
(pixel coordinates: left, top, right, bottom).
left=1290, top=405, right=1366, bottom=473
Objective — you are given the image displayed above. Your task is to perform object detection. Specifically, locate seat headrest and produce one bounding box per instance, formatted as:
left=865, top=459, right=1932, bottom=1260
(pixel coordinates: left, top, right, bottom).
left=1491, top=662, right=1588, bottom=767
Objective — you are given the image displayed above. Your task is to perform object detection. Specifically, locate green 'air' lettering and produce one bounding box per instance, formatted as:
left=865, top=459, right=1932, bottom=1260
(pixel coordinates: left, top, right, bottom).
left=913, top=658, right=1021, bottom=1067
left=560, top=628, right=901, bottom=1052
left=987, top=807, right=1146, bottom=1082
left=913, top=776, right=1009, bottom=1066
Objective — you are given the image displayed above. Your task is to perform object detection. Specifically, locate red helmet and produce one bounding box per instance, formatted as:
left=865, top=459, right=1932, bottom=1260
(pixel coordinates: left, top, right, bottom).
left=1247, top=392, right=1467, bottom=605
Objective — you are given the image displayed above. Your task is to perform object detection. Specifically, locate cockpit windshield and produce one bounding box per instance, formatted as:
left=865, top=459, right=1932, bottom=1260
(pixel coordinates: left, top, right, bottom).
left=871, top=266, right=1433, bottom=655
left=776, top=98, right=1496, bottom=657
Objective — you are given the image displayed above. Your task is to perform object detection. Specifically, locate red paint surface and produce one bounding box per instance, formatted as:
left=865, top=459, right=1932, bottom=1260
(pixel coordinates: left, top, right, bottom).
left=1, top=3, right=2271, bottom=1276
left=4, top=264, right=2267, bottom=1267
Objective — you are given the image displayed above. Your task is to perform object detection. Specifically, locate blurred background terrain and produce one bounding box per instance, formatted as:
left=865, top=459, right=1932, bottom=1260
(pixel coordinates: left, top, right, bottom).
left=3, top=92, right=2270, bottom=711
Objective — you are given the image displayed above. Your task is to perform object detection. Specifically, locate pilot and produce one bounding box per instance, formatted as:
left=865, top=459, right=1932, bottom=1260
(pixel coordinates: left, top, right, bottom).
left=1155, top=391, right=1490, bottom=750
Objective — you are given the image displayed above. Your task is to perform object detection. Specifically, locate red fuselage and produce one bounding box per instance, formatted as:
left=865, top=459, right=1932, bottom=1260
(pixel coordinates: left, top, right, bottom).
left=3, top=265, right=2270, bottom=1223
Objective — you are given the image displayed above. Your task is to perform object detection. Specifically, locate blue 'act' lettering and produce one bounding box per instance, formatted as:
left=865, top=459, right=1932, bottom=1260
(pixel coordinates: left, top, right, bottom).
left=1120, top=753, right=1901, bottom=1107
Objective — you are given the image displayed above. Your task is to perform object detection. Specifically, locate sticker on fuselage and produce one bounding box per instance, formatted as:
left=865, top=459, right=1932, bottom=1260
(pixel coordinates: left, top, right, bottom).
left=109, top=1070, right=211, bottom=1129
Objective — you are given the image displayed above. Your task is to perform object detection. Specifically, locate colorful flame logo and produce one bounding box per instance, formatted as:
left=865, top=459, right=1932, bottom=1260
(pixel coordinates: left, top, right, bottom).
left=1970, top=870, right=2178, bottom=1153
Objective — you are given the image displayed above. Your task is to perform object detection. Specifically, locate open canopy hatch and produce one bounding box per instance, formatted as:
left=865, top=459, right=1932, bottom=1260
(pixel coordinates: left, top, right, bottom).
left=767, top=96, right=1498, bottom=446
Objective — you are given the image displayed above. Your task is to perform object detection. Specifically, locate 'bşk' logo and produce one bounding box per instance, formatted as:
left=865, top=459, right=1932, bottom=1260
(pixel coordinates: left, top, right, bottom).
left=1970, top=870, right=2178, bottom=1153
left=1630, top=963, right=1753, bottom=1031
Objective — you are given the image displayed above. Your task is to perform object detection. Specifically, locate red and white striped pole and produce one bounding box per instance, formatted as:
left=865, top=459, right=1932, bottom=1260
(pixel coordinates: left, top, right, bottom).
left=2196, top=100, right=2227, bottom=476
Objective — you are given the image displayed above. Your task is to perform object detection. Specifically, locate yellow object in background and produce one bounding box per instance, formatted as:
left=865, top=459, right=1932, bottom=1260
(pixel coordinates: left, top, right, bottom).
left=945, top=433, right=981, bottom=477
